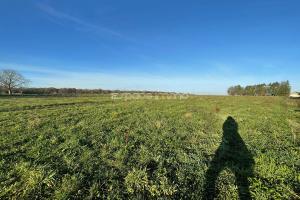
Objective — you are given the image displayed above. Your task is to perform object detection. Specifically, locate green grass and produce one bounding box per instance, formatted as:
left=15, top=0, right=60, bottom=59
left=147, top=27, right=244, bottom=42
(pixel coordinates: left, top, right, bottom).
left=0, top=95, right=299, bottom=199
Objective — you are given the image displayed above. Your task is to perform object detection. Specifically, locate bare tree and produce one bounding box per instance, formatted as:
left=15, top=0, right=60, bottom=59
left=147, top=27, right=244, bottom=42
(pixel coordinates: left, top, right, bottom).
left=0, top=70, right=29, bottom=95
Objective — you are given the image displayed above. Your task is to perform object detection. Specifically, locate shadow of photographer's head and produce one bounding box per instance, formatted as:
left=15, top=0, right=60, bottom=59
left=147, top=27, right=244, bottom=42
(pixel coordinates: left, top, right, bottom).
left=222, top=116, right=238, bottom=133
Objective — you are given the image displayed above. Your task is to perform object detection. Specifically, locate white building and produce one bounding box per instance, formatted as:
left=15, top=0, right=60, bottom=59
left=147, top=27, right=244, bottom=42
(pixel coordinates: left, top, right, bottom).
left=290, top=92, right=300, bottom=98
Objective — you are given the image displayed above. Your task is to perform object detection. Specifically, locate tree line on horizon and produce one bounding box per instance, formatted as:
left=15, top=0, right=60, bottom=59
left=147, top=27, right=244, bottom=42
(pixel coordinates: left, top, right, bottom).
left=0, top=86, right=171, bottom=96
left=227, top=81, right=291, bottom=96
left=0, top=69, right=292, bottom=96
left=0, top=69, right=172, bottom=95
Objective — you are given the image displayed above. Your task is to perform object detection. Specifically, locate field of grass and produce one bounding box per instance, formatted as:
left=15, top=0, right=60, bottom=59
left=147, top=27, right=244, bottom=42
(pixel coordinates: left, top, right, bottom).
left=0, top=95, right=299, bottom=199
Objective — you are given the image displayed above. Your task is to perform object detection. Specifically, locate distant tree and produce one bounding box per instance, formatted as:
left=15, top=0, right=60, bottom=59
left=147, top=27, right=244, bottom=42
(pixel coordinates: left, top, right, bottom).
left=227, top=86, right=235, bottom=96
left=236, top=85, right=244, bottom=95
left=244, top=85, right=255, bottom=96
left=269, top=82, right=280, bottom=96
left=255, top=84, right=267, bottom=96
left=228, top=81, right=290, bottom=96
left=0, top=69, right=29, bottom=95
left=227, top=85, right=244, bottom=96
left=277, top=81, right=291, bottom=96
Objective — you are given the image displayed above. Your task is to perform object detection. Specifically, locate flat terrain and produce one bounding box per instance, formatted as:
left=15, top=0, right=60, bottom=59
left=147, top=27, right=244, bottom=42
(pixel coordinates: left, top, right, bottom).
left=0, top=95, right=299, bottom=199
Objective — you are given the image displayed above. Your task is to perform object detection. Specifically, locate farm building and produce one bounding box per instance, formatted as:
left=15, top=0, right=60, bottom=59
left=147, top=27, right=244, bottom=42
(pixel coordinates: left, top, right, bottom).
left=290, top=92, right=300, bottom=98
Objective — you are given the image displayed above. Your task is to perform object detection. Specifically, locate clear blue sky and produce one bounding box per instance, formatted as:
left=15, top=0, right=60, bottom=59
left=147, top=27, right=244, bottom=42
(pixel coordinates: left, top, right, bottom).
left=0, top=0, right=299, bottom=94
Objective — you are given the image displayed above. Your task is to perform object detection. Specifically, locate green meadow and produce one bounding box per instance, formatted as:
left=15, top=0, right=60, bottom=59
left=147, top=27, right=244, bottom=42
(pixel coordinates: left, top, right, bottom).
left=0, top=95, right=299, bottom=199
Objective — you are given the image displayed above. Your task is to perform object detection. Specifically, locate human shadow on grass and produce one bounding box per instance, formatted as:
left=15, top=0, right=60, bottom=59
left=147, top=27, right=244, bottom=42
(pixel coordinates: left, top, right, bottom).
left=203, top=116, right=254, bottom=200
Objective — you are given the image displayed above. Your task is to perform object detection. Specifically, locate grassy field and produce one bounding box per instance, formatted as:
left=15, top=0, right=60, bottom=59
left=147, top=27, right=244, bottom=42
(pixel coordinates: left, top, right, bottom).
left=0, top=95, right=299, bottom=199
